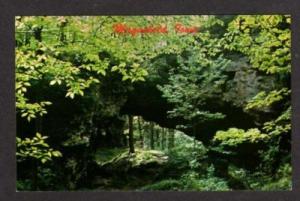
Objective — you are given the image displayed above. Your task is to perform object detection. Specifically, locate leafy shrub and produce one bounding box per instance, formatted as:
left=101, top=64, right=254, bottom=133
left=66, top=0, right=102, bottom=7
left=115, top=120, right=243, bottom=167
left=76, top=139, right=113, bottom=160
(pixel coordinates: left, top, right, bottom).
left=180, top=170, right=230, bottom=191
left=16, top=132, right=62, bottom=164
left=140, top=166, right=230, bottom=191
left=227, top=163, right=291, bottom=190
left=167, top=132, right=207, bottom=169
left=213, top=128, right=269, bottom=146
left=17, top=179, right=33, bottom=191
left=140, top=179, right=182, bottom=191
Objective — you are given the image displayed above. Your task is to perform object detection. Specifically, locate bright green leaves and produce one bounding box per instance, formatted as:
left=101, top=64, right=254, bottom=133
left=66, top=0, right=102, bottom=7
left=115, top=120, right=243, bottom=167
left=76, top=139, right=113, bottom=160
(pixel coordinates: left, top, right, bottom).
left=16, top=44, right=53, bottom=122
left=263, top=107, right=291, bottom=136
left=225, top=15, right=291, bottom=75
left=125, top=67, right=149, bottom=82
left=111, top=65, right=119, bottom=72
left=49, top=79, right=61, bottom=86
left=81, top=52, right=109, bottom=76
left=213, top=128, right=270, bottom=146
left=65, top=77, right=99, bottom=99
left=16, top=133, right=62, bottom=164
left=17, top=97, right=52, bottom=122
left=245, top=88, right=290, bottom=111
left=111, top=62, right=149, bottom=82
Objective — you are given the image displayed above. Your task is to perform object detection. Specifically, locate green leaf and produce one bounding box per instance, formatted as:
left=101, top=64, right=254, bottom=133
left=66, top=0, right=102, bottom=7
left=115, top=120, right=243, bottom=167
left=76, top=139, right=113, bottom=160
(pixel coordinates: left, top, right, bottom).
left=21, top=113, right=28, bottom=117
left=119, top=62, right=126, bottom=67
left=49, top=80, right=56, bottom=85
left=111, top=66, right=119, bottom=72
left=52, top=151, right=62, bottom=157
left=36, top=133, right=42, bottom=138
left=122, top=75, right=130, bottom=81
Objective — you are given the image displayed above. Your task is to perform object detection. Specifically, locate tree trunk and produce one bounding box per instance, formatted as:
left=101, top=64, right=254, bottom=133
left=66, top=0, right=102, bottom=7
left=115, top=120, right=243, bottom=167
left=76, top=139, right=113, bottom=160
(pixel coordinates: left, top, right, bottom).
left=156, top=127, right=160, bottom=148
left=150, top=122, right=154, bottom=149
left=137, top=116, right=144, bottom=148
left=128, top=115, right=135, bottom=153
left=161, top=128, right=165, bottom=150
left=168, top=129, right=175, bottom=149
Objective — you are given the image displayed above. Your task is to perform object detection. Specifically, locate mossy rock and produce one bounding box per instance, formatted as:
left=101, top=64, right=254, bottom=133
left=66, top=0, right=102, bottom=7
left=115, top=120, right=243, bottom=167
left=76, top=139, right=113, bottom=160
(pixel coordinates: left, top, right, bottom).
left=91, top=148, right=169, bottom=189
left=94, top=148, right=128, bottom=166
left=94, top=148, right=168, bottom=173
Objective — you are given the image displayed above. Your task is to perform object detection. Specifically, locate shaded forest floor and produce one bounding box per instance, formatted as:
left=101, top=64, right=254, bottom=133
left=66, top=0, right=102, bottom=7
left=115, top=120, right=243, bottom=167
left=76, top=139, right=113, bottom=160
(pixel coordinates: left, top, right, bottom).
left=76, top=131, right=290, bottom=191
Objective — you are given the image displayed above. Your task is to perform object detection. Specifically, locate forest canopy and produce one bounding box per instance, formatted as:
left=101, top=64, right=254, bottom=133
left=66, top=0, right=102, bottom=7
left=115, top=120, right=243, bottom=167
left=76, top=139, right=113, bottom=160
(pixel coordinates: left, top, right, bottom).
left=16, top=15, right=291, bottom=191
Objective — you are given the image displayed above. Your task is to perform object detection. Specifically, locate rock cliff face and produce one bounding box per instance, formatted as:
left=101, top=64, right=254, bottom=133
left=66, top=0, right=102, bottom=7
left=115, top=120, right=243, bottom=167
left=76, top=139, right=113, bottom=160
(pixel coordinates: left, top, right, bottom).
left=121, top=73, right=276, bottom=144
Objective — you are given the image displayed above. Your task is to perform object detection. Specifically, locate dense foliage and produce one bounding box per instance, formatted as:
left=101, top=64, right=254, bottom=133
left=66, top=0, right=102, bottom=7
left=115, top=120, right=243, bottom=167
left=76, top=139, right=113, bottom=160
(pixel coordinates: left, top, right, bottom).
left=16, top=15, right=291, bottom=191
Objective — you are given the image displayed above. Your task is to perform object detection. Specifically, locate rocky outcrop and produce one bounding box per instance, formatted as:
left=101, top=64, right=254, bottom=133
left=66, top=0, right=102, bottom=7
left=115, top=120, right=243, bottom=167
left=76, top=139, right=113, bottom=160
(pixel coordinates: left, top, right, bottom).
left=89, top=148, right=169, bottom=189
